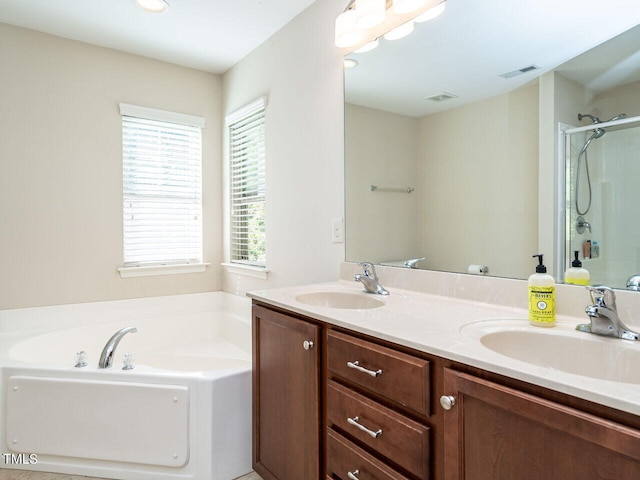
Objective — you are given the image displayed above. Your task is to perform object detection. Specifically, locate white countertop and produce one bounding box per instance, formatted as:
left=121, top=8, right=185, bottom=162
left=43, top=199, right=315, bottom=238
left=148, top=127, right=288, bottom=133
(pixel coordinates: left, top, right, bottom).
left=248, top=277, right=640, bottom=417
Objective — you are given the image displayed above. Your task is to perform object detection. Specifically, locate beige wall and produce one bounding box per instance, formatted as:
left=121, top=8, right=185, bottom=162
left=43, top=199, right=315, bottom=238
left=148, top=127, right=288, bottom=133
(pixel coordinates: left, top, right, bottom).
left=345, top=85, right=539, bottom=279
left=221, top=0, right=346, bottom=296
left=345, top=103, right=419, bottom=264
left=417, top=84, right=539, bottom=279
left=0, top=23, right=223, bottom=309
left=589, top=79, right=640, bottom=118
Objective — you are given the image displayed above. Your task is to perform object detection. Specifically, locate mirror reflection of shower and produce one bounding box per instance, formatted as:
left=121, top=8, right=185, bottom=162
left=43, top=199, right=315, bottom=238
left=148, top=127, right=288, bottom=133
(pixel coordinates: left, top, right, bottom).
left=564, top=114, right=640, bottom=290
left=575, top=112, right=626, bottom=217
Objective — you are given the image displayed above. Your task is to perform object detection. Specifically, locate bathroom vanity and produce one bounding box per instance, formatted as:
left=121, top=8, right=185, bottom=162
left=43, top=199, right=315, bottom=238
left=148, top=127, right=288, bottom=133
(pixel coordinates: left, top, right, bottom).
left=250, top=268, right=640, bottom=480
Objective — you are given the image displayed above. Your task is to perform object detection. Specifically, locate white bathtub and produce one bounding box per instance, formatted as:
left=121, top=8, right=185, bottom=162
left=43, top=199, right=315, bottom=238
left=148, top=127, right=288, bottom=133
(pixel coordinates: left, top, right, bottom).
left=0, top=292, right=252, bottom=480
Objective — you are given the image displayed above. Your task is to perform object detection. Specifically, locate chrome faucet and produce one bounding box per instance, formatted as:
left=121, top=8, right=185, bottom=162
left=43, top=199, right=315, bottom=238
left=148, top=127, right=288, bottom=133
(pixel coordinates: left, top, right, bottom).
left=576, top=286, right=639, bottom=341
left=354, top=262, right=389, bottom=295
left=99, top=326, right=138, bottom=368
left=627, top=275, right=640, bottom=291
left=404, top=257, right=426, bottom=269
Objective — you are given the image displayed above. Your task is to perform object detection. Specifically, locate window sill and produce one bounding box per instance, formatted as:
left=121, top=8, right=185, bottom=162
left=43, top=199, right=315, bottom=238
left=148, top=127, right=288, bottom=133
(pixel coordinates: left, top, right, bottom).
left=221, top=262, right=269, bottom=280
left=118, top=263, right=210, bottom=278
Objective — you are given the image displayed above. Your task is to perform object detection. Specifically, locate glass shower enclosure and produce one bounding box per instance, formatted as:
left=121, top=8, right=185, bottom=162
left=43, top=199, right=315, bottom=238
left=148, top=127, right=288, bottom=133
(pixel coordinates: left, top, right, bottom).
left=563, top=116, right=640, bottom=289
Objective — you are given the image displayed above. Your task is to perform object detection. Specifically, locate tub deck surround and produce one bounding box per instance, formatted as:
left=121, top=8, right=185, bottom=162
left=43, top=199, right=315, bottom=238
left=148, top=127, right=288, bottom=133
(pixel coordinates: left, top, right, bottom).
left=247, top=263, right=640, bottom=417
left=0, top=470, right=265, bottom=480
left=0, top=292, right=253, bottom=480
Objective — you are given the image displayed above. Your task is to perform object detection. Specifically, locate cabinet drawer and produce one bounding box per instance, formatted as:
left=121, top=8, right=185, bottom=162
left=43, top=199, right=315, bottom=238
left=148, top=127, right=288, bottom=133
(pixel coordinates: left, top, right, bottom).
left=327, top=429, right=412, bottom=480
left=327, top=380, right=430, bottom=479
left=327, top=330, right=430, bottom=416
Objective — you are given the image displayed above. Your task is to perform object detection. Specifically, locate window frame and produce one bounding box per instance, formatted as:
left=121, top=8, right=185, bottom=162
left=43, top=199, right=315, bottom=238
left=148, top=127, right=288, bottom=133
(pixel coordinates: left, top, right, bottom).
left=225, top=97, right=267, bottom=270
left=118, top=103, right=209, bottom=278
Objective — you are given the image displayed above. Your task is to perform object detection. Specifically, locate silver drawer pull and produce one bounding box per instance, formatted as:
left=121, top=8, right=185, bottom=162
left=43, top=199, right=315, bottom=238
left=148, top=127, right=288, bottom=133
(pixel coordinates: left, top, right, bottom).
left=347, top=416, right=382, bottom=439
left=347, top=360, right=382, bottom=377
left=347, top=469, right=360, bottom=480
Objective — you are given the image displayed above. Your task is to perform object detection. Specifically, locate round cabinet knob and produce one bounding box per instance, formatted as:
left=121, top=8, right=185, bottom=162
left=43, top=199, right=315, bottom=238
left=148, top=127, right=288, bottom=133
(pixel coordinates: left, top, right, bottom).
left=440, top=395, right=456, bottom=411
left=303, top=340, right=314, bottom=350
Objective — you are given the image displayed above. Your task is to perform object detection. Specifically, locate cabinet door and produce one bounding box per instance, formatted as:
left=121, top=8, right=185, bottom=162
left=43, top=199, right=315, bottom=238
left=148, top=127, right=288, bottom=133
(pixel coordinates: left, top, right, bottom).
left=442, top=368, right=640, bottom=480
left=253, top=305, right=321, bottom=480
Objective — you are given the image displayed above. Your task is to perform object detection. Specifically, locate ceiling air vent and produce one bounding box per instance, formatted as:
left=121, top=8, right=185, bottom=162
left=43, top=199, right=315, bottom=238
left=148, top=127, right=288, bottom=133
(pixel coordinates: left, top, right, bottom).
left=499, top=65, right=541, bottom=79
left=425, top=92, right=458, bottom=102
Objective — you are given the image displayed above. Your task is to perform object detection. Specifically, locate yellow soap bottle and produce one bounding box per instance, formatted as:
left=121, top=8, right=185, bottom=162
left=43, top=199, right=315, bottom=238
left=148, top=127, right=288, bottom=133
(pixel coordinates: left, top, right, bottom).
left=564, top=251, right=590, bottom=286
left=528, top=254, right=556, bottom=327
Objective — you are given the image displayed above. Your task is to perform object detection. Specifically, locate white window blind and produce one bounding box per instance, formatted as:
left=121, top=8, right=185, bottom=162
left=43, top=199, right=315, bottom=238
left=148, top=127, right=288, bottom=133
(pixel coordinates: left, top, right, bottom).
left=120, top=103, right=205, bottom=267
left=226, top=98, right=266, bottom=267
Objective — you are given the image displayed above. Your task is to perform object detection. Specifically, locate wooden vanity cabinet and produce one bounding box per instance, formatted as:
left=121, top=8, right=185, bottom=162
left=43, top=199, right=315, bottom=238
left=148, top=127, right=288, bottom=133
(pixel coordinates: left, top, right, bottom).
left=252, top=304, right=321, bottom=480
left=442, top=368, right=640, bottom=480
left=252, top=301, right=640, bottom=480
left=325, top=329, right=434, bottom=480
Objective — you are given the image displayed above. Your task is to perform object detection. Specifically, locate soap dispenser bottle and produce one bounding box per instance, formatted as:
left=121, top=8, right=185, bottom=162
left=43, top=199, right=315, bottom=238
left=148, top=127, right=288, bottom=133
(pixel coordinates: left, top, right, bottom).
left=528, top=254, right=556, bottom=327
left=564, top=251, right=590, bottom=286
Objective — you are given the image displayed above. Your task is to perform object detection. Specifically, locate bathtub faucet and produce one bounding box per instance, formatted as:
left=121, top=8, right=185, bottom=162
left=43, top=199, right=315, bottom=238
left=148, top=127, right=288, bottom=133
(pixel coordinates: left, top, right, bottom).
left=99, top=326, right=137, bottom=368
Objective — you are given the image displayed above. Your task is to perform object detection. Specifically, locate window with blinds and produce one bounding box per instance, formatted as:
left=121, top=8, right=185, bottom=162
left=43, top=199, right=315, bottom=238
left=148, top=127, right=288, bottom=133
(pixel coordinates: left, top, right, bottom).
left=226, top=98, right=266, bottom=267
left=120, top=103, right=205, bottom=267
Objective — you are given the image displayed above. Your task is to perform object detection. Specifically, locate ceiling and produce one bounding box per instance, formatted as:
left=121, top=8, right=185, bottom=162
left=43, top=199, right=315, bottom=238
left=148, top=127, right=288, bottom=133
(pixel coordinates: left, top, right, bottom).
left=345, top=0, right=640, bottom=117
left=3, top=0, right=640, bottom=114
left=0, top=0, right=317, bottom=73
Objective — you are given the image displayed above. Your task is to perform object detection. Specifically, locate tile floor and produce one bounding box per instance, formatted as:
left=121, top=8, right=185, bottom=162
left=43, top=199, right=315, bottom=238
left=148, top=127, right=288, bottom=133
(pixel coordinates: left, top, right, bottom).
left=0, top=470, right=262, bottom=480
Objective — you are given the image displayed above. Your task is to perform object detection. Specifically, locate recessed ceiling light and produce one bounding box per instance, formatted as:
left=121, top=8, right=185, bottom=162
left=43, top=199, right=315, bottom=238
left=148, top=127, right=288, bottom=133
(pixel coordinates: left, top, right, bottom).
left=344, top=58, right=359, bottom=70
left=135, top=0, right=170, bottom=14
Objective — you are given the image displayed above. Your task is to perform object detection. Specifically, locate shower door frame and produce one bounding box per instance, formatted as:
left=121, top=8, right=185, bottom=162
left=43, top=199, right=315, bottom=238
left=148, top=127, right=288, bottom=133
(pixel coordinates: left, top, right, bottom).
left=559, top=114, right=640, bottom=284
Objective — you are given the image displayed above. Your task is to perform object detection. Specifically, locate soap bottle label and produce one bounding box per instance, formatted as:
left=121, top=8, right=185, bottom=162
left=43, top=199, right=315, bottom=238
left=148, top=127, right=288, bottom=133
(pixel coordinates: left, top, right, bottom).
left=528, top=286, right=555, bottom=324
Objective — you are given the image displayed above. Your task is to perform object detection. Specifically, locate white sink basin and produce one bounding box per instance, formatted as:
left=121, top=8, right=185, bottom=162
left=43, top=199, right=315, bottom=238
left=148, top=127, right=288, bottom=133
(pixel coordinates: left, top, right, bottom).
left=463, top=320, right=640, bottom=384
left=295, top=291, right=384, bottom=309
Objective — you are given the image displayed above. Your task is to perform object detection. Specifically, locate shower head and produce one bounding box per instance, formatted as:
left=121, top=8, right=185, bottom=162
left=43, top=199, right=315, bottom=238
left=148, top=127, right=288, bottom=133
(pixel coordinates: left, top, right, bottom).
left=578, top=112, right=627, bottom=124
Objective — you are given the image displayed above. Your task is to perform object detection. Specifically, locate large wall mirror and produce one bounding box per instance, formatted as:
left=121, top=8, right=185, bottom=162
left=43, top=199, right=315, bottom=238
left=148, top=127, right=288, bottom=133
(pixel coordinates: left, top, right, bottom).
left=344, top=0, right=640, bottom=290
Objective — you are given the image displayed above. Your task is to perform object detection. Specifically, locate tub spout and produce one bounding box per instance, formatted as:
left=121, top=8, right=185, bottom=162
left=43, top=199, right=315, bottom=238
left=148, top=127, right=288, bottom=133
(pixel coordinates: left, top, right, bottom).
left=99, top=327, right=137, bottom=368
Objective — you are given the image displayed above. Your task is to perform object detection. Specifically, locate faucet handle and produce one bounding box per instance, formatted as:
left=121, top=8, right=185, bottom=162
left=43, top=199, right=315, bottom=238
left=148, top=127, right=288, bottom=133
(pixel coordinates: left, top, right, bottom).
left=357, top=262, right=378, bottom=279
left=586, top=285, right=616, bottom=309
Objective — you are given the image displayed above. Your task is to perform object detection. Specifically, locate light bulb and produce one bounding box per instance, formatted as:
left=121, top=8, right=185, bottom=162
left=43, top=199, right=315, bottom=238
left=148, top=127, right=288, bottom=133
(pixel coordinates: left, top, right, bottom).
left=355, top=39, right=379, bottom=53
left=384, top=21, right=415, bottom=41
left=414, top=2, right=446, bottom=22
left=392, top=0, right=426, bottom=15
left=355, top=0, right=386, bottom=30
left=136, top=0, right=169, bottom=13
left=335, top=10, right=362, bottom=48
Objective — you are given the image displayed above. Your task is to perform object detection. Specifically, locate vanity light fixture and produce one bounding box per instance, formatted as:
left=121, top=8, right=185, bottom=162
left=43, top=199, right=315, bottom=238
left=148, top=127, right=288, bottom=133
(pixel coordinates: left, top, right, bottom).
left=356, top=0, right=387, bottom=29
left=414, top=2, right=445, bottom=22
left=393, top=0, right=427, bottom=15
left=355, top=38, right=380, bottom=53
left=335, top=0, right=446, bottom=50
left=384, top=20, right=415, bottom=40
left=135, top=0, right=170, bottom=14
left=335, top=8, right=362, bottom=48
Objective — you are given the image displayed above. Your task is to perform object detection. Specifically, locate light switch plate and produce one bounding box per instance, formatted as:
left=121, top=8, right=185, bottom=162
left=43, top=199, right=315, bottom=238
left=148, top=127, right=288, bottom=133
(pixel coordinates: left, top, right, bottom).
left=332, top=218, right=344, bottom=243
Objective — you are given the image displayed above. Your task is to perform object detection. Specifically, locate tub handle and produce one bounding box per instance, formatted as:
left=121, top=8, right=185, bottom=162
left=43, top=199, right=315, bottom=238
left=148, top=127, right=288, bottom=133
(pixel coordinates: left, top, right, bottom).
left=303, top=340, right=314, bottom=350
